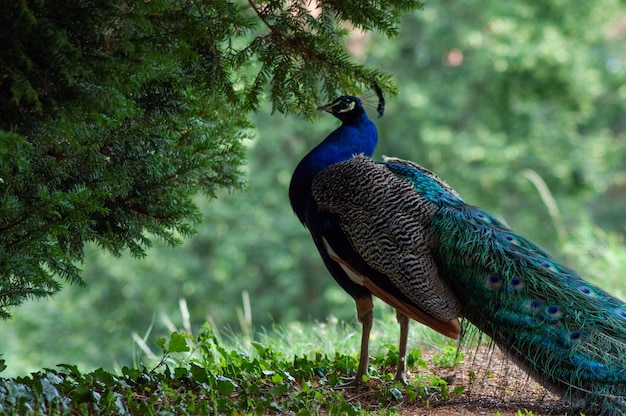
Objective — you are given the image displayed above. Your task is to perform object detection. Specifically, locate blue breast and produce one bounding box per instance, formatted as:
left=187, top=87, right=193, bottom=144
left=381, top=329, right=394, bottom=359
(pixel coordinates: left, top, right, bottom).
left=289, top=111, right=378, bottom=224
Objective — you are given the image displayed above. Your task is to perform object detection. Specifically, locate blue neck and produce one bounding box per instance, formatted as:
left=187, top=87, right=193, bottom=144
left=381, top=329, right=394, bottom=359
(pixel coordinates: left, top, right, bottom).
left=289, top=112, right=378, bottom=222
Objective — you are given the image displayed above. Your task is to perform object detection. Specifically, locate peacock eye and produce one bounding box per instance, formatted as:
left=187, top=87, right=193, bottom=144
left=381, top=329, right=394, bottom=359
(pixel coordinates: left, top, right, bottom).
left=525, top=299, right=543, bottom=313
left=615, top=308, right=626, bottom=319
left=566, top=330, right=583, bottom=345
left=485, top=273, right=503, bottom=289
left=338, top=100, right=356, bottom=113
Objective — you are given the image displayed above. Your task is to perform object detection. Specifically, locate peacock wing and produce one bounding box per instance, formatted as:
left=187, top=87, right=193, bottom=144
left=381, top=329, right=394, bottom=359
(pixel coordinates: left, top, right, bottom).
left=311, top=155, right=462, bottom=339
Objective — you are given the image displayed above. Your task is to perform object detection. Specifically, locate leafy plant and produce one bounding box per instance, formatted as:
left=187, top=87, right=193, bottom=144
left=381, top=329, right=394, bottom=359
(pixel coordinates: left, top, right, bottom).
left=432, top=346, right=464, bottom=368
left=0, top=324, right=468, bottom=415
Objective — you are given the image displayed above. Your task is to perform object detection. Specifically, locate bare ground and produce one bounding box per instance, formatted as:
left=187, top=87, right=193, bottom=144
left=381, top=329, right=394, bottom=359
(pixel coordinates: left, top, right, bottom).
left=342, top=347, right=578, bottom=416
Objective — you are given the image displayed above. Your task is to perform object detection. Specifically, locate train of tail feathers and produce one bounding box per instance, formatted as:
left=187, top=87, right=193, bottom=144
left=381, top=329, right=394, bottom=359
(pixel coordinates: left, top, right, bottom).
left=288, top=87, right=626, bottom=415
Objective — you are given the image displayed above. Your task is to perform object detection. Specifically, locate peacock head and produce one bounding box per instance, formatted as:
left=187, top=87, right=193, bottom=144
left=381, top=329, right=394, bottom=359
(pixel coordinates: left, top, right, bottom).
left=317, top=96, right=365, bottom=124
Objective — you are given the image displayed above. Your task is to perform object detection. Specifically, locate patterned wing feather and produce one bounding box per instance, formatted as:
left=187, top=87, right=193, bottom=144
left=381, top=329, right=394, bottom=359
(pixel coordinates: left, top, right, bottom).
left=311, top=155, right=462, bottom=332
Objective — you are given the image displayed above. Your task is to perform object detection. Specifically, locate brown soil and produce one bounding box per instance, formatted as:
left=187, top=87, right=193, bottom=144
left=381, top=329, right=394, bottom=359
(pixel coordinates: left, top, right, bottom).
left=342, top=347, right=576, bottom=416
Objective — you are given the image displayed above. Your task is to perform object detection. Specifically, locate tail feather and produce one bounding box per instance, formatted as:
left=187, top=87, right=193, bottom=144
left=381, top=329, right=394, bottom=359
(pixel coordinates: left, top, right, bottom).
left=432, top=202, right=626, bottom=414
left=382, top=157, right=626, bottom=413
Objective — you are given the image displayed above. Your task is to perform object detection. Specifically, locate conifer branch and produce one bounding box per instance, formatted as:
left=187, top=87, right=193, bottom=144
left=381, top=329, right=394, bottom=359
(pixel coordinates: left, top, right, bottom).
left=247, top=0, right=278, bottom=34
left=0, top=0, right=419, bottom=317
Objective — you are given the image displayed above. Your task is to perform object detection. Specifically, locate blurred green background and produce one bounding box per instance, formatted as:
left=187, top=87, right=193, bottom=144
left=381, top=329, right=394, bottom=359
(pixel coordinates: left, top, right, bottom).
left=2, top=0, right=626, bottom=376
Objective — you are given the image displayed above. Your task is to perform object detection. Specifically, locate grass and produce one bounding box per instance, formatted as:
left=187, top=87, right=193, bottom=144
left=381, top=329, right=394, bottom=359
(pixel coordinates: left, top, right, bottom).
left=0, top=316, right=462, bottom=415
left=0, top=304, right=585, bottom=416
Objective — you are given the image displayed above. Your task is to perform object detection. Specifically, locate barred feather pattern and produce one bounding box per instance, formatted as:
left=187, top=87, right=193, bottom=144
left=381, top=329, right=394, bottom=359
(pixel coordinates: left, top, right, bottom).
left=312, top=155, right=461, bottom=322
left=383, top=157, right=626, bottom=415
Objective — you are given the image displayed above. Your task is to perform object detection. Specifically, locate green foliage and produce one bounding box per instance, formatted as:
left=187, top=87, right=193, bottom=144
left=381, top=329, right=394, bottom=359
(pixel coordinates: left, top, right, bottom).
left=372, top=343, right=427, bottom=371
left=1, top=0, right=625, bottom=390
left=240, top=0, right=421, bottom=114
left=0, top=0, right=424, bottom=317
left=562, top=224, right=626, bottom=301
left=0, top=324, right=461, bottom=415
left=431, top=346, right=464, bottom=369
left=367, top=0, right=626, bottom=250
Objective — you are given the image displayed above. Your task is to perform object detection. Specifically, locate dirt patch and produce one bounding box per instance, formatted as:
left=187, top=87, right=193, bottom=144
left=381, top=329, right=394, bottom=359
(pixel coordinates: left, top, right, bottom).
left=344, top=347, right=576, bottom=416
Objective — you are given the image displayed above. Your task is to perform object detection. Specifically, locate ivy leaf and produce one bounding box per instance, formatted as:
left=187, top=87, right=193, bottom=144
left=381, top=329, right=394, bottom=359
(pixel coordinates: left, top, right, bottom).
left=215, top=375, right=237, bottom=396
left=156, top=337, right=167, bottom=351
left=168, top=332, right=190, bottom=353
left=40, top=377, right=61, bottom=402
left=269, top=383, right=288, bottom=397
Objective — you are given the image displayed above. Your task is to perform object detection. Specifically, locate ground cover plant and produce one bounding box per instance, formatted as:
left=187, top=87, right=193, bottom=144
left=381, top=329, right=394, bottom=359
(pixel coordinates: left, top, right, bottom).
left=0, top=320, right=584, bottom=415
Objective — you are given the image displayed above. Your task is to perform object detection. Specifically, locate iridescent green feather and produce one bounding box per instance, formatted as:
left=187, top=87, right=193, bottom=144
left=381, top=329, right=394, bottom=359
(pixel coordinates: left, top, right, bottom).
left=385, top=158, right=626, bottom=415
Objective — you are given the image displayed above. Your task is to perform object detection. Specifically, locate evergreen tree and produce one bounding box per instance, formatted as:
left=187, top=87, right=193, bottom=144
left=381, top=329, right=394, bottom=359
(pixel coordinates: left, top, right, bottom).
left=0, top=0, right=422, bottom=317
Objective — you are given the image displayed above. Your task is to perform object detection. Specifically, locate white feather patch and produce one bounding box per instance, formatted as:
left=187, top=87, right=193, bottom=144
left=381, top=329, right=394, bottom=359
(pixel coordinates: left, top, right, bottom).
left=322, top=237, right=365, bottom=285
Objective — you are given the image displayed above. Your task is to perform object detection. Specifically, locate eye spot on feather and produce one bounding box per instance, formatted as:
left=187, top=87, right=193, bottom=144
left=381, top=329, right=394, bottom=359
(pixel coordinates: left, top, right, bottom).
left=474, top=212, right=492, bottom=223
left=614, top=308, right=626, bottom=319
left=536, top=259, right=555, bottom=270
left=525, top=299, right=543, bottom=314
left=544, top=305, right=563, bottom=321
left=577, top=285, right=594, bottom=296
left=564, top=330, right=583, bottom=346
left=509, top=276, right=525, bottom=291
left=485, top=274, right=503, bottom=290
left=501, top=233, right=520, bottom=246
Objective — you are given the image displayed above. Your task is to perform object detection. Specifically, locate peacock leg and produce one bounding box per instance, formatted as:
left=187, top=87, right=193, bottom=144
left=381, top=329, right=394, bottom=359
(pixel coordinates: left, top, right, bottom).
left=355, top=296, right=374, bottom=382
left=395, top=311, right=410, bottom=384
left=338, top=295, right=374, bottom=388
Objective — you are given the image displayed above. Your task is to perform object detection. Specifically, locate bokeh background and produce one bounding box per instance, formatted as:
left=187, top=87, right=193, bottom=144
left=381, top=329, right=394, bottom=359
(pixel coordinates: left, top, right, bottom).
left=2, top=0, right=626, bottom=376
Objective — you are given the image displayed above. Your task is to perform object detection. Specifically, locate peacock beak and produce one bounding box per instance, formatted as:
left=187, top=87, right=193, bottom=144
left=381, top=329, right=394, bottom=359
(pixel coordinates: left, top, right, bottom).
left=317, top=103, right=334, bottom=113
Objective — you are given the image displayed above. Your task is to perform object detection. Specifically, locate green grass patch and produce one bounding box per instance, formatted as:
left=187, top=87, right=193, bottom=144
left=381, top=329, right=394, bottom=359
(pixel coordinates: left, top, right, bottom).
left=0, top=320, right=463, bottom=415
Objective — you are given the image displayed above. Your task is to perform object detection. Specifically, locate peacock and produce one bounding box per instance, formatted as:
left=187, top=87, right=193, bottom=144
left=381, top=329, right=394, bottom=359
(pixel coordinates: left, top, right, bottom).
left=288, top=93, right=626, bottom=415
